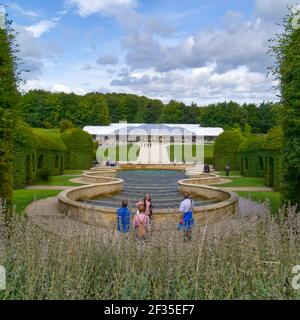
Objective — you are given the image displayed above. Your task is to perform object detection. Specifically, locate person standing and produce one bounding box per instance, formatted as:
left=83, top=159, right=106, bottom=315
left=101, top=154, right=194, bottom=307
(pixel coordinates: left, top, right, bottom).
left=225, top=164, right=230, bottom=177
left=178, top=193, right=194, bottom=242
left=116, top=201, right=131, bottom=233
left=136, top=194, right=153, bottom=219
left=133, top=205, right=150, bottom=239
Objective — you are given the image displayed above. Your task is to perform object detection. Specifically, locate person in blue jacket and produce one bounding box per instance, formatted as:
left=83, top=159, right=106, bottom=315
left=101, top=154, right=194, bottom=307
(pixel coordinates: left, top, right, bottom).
left=117, top=200, right=131, bottom=233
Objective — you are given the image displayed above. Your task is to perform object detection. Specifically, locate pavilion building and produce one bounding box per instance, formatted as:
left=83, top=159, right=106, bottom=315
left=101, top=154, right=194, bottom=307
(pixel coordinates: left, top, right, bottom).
left=83, top=123, right=224, bottom=146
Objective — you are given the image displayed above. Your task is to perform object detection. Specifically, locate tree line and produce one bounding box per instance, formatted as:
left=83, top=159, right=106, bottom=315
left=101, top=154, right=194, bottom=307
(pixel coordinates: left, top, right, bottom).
left=19, top=90, right=281, bottom=134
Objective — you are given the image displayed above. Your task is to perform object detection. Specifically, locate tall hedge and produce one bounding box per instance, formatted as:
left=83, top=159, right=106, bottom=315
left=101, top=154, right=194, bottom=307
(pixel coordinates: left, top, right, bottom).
left=238, top=127, right=283, bottom=190
left=213, top=130, right=245, bottom=171
left=12, top=121, right=37, bottom=189
left=270, top=10, right=300, bottom=207
left=0, top=20, right=19, bottom=211
left=239, top=136, right=266, bottom=178
left=33, top=129, right=66, bottom=176
left=62, top=128, right=94, bottom=169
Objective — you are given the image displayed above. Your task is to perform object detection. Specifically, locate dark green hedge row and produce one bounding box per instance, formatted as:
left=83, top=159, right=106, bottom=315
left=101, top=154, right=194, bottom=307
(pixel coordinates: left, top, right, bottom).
left=213, top=130, right=245, bottom=170
left=62, top=129, right=94, bottom=169
left=239, top=127, right=283, bottom=191
left=12, top=127, right=94, bottom=189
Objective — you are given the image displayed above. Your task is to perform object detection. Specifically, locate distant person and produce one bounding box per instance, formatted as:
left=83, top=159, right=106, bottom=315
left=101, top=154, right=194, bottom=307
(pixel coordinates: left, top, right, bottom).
left=225, top=164, right=230, bottom=177
left=204, top=164, right=210, bottom=173
left=116, top=201, right=131, bottom=233
left=136, top=194, right=153, bottom=219
left=178, top=193, right=194, bottom=242
left=134, top=205, right=150, bottom=239
left=93, top=159, right=97, bottom=167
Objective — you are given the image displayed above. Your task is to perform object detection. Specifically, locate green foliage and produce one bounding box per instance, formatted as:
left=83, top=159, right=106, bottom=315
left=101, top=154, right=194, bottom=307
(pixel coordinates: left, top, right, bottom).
left=33, top=129, right=67, bottom=151
left=270, top=9, right=300, bottom=206
left=33, top=129, right=66, bottom=177
left=213, top=130, right=245, bottom=170
left=78, top=93, right=111, bottom=126
left=0, top=20, right=20, bottom=211
left=12, top=189, right=61, bottom=214
left=19, top=91, right=281, bottom=133
left=59, top=119, right=74, bottom=133
left=12, top=121, right=36, bottom=189
left=38, top=169, right=51, bottom=181
left=61, top=128, right=94, bottom=169
left=238, top=127, right=283, bottom=190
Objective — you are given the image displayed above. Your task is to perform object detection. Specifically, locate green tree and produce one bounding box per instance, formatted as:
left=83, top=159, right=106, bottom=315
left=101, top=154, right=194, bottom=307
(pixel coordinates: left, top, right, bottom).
left=0, top=17, right=19, bottom=214
left=59, top=119, right=74, bottom=133
left=270, top=9, right=300, bottom=207
left=158, top=100, right=185, bottom=123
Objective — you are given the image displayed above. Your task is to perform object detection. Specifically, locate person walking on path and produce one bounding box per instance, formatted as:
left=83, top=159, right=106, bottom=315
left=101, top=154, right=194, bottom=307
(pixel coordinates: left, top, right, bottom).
left=178, top=193, right=195, bottom=242
left=134, top=205, right=150, bottom=239
left=116, top=201, right=131, bottom=233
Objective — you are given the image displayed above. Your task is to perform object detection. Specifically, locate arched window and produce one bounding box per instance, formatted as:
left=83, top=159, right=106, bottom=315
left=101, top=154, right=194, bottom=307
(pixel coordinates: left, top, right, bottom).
left=38, top=154, right=43, bottom=169
left=136, top=136, right=140, bottom=142
left=170, top=136, right=175, bottom=143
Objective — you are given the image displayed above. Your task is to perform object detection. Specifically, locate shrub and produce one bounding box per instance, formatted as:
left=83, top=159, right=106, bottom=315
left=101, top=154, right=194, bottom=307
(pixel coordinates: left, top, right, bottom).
left=33, top=129, right=66, bottom=176
left=12, top=121, right=37, bottom=189
left=1, top=205, right=299, bottom=299
left=213, top=130, right=245, bottom=170
left=38, top=168, right=51, bottom=181
left=62, top=128, right=94, bottom=169
left=238, top=127, right=283, bottom=190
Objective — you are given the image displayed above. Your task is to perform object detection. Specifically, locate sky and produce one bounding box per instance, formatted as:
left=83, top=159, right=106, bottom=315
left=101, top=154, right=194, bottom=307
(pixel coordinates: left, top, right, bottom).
left=2, top=0, right=299, bottom=105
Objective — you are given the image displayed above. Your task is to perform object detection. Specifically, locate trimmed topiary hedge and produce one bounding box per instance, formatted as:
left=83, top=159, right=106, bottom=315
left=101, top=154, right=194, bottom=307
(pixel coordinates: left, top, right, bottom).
left=61, top=128, right=94, bottom=170
left=213, top=130, right=245, bottom=171
left=238, top=127, right=283, bottom=191
left=12, top=121, right=37, bottom=189
left=33, top=129, right=66, bottom=177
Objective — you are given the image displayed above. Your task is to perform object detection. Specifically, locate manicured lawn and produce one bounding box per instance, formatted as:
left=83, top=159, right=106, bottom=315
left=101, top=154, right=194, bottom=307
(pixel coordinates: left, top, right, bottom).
left=237, top=191, right=283, bottom=215
left=33, top=175, right=82, bottom=186
left=216, top=171, right=242, bottom=177
left=64, top=170, right=85, bottom=175
left=97, top=144, right=140, bottom=162
left=216, top=176, right=266, bottom=187
left=168, top=144, right=213, bottom=162
left=13, top=189, right=61, bottom=214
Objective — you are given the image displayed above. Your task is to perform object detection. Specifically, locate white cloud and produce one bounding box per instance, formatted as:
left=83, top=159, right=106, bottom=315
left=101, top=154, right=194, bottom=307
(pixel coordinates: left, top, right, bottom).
left=67, top=0, right=137, bottom=17
left=110, top=66, right=277, bottom=104
left=24, top=11, right=67, bottom=38
left=255, top=0, right=298, bottom=20
left=8, top=3, right=39, bottom=17
left=25, top=19, right=57, bottom=37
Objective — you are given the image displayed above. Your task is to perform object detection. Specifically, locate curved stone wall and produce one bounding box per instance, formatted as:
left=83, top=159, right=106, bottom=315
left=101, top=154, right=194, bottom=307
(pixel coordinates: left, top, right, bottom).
left=58, top=169, right=238, bottom=228
left=58, top=177, right=124, bottom=226
left=81, top=169, right=117, bottom=183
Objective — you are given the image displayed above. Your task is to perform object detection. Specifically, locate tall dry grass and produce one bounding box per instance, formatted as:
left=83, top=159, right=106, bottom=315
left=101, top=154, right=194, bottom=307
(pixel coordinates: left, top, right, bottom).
left=0, top=205, right=300, bottom=300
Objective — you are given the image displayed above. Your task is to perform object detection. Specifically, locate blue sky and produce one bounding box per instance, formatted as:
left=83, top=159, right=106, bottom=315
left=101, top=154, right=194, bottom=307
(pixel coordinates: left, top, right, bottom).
left=2, top=0, right=299, bottom=104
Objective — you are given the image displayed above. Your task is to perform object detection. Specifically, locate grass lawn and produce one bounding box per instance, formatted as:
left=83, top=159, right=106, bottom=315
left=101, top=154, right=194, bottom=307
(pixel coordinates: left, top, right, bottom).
left=216, top=176, right=266, bottom=187
left=64, top=170, right=85, bottom=175
left=97, top=144, right=140, bottom=162
left=237, top=191, right=283, bottom=215
left=167, top=144, right=213, bottom=162
left=33, top=175, right=82, bottom=186
left=216, top=170, right=242, bottom=176
left=13, top=189, right=61, bottom=214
